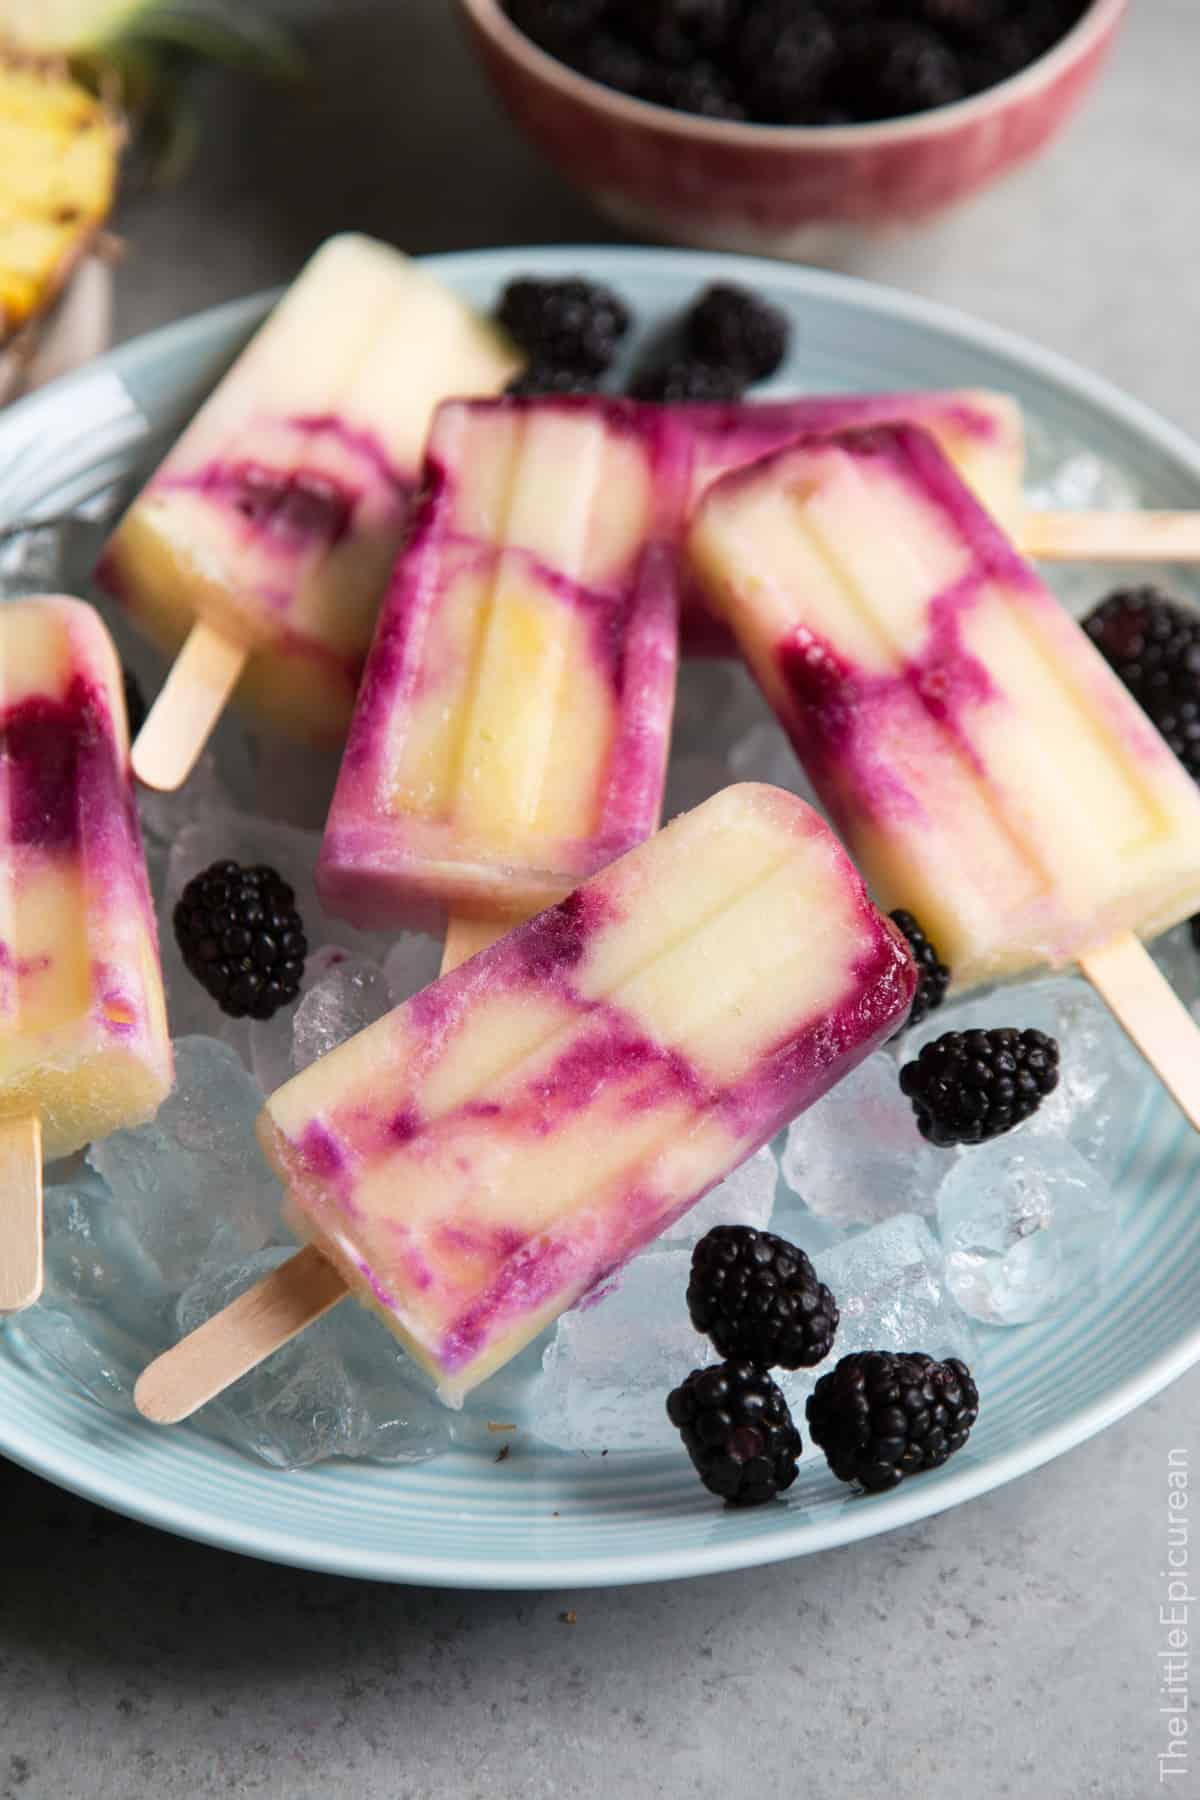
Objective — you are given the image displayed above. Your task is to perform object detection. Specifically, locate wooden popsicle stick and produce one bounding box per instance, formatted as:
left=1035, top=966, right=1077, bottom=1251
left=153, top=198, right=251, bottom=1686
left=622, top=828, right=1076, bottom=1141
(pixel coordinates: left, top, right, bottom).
left=134, top=1242, right=348, bottom=1424
left=1022, top=511, right=1200, bottom=563
left=440, top=913, right=511, bottom=975
left=131, top=620, right=248, bottom=793
left=0, top=1115, right=43, bottom=1314
left=136, top=912, right=524, bottom=1425
left=1080, top=934, right=1200, bottom=1132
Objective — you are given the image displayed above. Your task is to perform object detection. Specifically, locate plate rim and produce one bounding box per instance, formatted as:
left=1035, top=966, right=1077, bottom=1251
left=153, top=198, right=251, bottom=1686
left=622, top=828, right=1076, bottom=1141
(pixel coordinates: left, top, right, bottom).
left=2, top=241, right=1200, bottom=1589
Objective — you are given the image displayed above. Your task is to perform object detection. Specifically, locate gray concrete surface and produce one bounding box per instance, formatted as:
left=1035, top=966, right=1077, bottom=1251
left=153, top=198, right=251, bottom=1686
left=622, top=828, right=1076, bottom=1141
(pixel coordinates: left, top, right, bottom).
left=2, top=3, right=1197, bottom=1796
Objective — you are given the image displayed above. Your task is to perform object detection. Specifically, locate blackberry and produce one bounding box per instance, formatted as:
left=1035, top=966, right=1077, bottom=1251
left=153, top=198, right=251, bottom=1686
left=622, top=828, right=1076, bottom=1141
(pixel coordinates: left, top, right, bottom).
left=889, top=909, right=950, bottom=1030
left=628, top=358, right=746, bottom=403
left=807, top=1350, right=979, bottom=1492
left=615, top=0, right=740, bottom=62
left=574, top=29, right=651, bottom=98
left=838, top=22, right=966, bottom=121
left=173, top=860, right=307, bottom=1021
left=507, top=0, right=607, bottom=59
left=650, top=60, right=747, bottom=120
left=121, top=668, right=148, bottom=738
left=667, top=1360, right=803, bottom=1505
left=496, top=277, right=631, bottom=378
left=735, top=3, right=838, bottom=123
left=899, top=1026, right=1059, bottom=1147
left=1083, top=588, right=1200, bottom=782
left=505, top=361, right=598, bottom=398
left=685, top=283, right=789, bottom=382
left=688, top=1225, right=838, bottom=1369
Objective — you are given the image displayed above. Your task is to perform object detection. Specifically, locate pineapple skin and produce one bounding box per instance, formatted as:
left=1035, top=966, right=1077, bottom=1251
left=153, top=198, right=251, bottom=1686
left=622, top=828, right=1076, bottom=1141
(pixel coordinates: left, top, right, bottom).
left=0, top=54, right=121, bottom=342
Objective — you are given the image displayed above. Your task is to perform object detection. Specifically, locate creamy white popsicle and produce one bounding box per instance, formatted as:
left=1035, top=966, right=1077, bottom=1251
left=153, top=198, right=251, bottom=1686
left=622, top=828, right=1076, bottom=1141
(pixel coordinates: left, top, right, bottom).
left=689, top=423, right=1200, bottom=991
left=264, top=784, right=916, bottom=1403
left=318, top=395, right=684, bottom=932
left=98, top=234, right=520, bottom=746
left=0, top=596, right=172, bottom=1158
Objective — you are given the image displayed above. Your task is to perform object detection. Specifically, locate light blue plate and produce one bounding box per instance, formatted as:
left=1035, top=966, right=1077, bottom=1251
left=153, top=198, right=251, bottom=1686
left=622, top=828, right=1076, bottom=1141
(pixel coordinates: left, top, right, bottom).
left=1, top=245, right=1198, bottom=1589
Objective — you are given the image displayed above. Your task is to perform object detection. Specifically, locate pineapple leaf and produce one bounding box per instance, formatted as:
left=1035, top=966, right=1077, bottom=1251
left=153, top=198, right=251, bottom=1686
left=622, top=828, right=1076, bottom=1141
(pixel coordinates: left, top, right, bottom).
left=117, top=1, right=303, bottom=80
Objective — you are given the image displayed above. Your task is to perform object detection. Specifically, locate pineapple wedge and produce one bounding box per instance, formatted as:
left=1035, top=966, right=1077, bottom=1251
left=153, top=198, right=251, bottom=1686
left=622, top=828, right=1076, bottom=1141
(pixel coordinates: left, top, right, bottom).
left=0, top=54, right=120, bottom=342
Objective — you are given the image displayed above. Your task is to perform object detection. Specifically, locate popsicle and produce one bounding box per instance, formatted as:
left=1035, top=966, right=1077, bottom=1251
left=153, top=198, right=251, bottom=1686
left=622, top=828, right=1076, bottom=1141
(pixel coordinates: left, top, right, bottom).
left=134, top=783, right=916, bottom=1419
left=317, top=395, right=684, bottom=935
left=0, top=596, right=172, bottom=1310
left=678, top=388, right=1026, bottom=654
left=688, top=424, right=1200, bottom=1121
left=96, top=234, right=521, bottom=787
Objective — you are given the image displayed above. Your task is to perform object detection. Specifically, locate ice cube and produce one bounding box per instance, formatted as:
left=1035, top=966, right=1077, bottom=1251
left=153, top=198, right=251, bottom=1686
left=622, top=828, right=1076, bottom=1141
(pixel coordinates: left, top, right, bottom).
left=293, top=949, right=390, bottom=1070
left=779, top=1213, right=975, bottom=1417
left=658, top=1144, right=778, bottom=1247
left=88, top=1036, right=282, bottom=1287
left=937, top=1136, right=1117, bottom=1325
left=1151, top=921, right=1200, bottom=1017
left=769, top=1189, right=851, bottom=1262
left=178, top=1251, right=452, bottom=1470
left=383, top=933, right=443, bottom=1007
left=782, top=1051, right=950, bottom=1225
left=1025, top=446, right=1141, bottom=515
left=11, top=1169, right=175, bottom=1414
left=10, top=1306, right=138, bottom=1414
left=249, top=945, right=390, bottom=1095
left=532, top=1251, right=714, bottom=1452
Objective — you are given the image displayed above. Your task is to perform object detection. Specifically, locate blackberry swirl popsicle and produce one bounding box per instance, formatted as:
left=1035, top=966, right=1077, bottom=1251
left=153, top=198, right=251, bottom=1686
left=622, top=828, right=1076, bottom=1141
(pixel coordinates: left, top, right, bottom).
left=135, top=784, right=916, bottom=1418
left=688, top=422, right=1200, bottom=1124
left=0, top=597, right=172, bottom=1310
left=97, top=235, right=521, bottom=787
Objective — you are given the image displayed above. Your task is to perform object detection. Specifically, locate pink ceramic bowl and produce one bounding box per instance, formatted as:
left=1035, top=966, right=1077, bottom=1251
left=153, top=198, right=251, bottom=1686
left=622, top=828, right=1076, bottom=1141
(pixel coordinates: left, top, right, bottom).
left=459, top=0, right=1127, bottom=258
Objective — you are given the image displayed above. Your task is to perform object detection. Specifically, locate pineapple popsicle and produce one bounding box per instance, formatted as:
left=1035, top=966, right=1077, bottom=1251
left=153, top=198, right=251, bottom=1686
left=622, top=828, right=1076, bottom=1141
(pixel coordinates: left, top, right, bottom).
left=260, top=785, right=916, bottom=1406
left=689, top=424, right=1200, bottom=993
left=97, top=234, right=520, bottom=766
left=0, top=597, right=172, bottom=1306
left=318, top=395, right=685, bottom=933
left=677, top=388, right=1025, bottom=655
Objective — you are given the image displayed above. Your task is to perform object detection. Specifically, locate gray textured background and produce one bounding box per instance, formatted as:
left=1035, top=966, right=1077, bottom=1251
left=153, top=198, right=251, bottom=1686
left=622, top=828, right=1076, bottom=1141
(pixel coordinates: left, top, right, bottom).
left=3, top=4, right=1198, bottom=1796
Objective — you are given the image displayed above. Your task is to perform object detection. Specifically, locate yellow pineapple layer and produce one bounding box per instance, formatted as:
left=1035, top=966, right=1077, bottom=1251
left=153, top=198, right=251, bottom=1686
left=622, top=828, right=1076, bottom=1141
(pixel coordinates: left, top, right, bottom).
left=0, top=54, right=121, bottom=340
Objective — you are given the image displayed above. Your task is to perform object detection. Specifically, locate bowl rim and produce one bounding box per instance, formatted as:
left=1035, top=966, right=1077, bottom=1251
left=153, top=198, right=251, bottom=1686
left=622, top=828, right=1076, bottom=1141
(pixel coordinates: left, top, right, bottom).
left=459, top=0, right=1127, bottom=149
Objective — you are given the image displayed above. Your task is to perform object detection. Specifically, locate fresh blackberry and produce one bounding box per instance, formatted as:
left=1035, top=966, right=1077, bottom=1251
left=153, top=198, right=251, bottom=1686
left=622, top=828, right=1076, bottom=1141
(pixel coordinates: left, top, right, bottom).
left=917, top=0, right=1002, bottom=33
left=574, top=29, right=652, bottom=98
left=667, top=1360, right=803, bottom=1505
left=506, top=0, right=608, bottom=59
left=650, top=60, right=747, bottom=119
left=688, top=1225, right=839, bottom=1369
left=1083, top=587, right=1200, bottom=781
left=121, top=668, right=148, bottom=738
left=496, top=277, right=632, bottom=378
left=615, top=0, right=740, bottom=62
left=505, top=361, right=598, bottom=398
left=838, top=21, right=966, bottom=121
left=735, top=2, right=838, bottom=123
left=173, top=860, right=307, bottom=1021
left=628, top=358, right=746, bottom=403
left=685, top=283, right=789, bottom=382
left=899, top=1026, right=1059, bottom=1147
left=807, top=1351, right=979, bottom=1492
left=889, top=909, right=950, bottom=1030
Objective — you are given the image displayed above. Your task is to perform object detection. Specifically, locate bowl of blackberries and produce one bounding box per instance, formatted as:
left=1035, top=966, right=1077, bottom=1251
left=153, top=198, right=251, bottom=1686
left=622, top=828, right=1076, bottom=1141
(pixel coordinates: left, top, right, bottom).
left=458, top=0, right=1126, bottom=255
